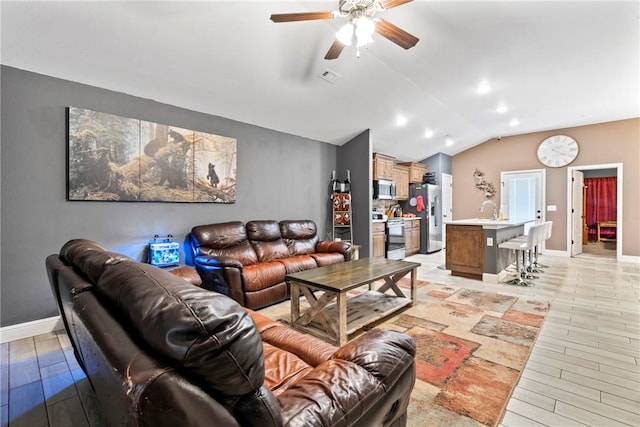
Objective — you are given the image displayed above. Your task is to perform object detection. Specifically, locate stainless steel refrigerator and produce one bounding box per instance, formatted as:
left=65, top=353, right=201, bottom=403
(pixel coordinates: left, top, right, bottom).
left=402, top=183, right=443, bottom=253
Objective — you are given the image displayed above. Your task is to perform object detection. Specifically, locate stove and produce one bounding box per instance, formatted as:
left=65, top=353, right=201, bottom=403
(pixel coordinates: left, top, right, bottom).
left=386, top=218, right=406, bottom=260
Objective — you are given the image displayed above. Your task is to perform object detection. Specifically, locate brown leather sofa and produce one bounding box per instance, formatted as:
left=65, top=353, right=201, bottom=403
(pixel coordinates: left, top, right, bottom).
left=46, top=239, right=416, bottom=427
left=187, top=220, right=351, bottom=309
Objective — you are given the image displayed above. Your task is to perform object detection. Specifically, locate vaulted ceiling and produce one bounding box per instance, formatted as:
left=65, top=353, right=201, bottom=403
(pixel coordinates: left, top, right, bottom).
left=2, top=1, right=638, bottom=162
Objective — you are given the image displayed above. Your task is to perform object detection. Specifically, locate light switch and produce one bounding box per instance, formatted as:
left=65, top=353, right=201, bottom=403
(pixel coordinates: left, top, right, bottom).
left=487, top=237, right=493, bottom=246
left=547, top=205, right=557, bottom=211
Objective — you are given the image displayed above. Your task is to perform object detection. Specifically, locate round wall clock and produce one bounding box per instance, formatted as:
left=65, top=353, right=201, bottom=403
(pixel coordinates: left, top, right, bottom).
left=537, top=135, right=579, bottom=167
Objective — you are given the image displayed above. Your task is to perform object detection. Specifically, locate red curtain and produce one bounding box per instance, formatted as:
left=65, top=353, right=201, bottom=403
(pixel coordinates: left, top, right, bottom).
left=584, top=177, right=617, bottom=227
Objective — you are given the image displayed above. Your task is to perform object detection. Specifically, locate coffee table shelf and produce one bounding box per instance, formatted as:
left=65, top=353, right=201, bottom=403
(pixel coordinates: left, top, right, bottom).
left=296, top=290, right=412, bottom=343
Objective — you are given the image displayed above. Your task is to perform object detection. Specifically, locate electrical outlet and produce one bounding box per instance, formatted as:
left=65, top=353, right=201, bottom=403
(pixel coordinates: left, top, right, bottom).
left=487, top=237, right=493, bottom=246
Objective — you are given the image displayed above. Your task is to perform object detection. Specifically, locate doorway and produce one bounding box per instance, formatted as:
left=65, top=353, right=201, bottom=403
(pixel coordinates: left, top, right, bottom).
left=500, top=169, right=546, bottom=236
left=567, top=163, right=622, bottom=260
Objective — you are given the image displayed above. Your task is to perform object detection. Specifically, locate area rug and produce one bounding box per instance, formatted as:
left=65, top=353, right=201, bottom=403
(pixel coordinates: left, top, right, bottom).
left=258, top=279, right=549, bottom=427
left=389, top=281, right=548, bottom=427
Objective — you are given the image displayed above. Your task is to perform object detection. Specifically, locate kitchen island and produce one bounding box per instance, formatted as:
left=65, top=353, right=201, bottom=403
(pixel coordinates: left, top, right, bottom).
left=444, top=218, right=532, bottom=281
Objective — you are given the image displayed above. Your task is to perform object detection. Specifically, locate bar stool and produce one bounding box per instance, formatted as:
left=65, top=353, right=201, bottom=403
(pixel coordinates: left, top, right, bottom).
left=499, top=223, right=543, bottom=286
left=511, top=221, right=550, bottom=274
left=533, top=221, right=553, bottom=269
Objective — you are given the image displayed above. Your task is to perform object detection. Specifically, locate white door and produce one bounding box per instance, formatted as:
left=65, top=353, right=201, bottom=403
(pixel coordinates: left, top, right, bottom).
left=501, top=170, right=545, bottom=234
left=441, top=173, right=453, bottom=247
left=571, top=170, right=584, bottom=256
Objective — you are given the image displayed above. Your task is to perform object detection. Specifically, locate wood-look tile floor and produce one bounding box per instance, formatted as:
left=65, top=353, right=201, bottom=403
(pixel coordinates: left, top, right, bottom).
left=1, top=250, right=638, bottom=426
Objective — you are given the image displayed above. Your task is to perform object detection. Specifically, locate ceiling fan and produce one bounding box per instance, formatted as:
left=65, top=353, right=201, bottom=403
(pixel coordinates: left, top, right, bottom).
left=270, top=0, right=419, bottom=60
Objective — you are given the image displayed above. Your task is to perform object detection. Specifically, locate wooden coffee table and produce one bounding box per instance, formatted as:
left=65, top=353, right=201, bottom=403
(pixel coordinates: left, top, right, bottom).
left=285, top=257, right=420, bottom=346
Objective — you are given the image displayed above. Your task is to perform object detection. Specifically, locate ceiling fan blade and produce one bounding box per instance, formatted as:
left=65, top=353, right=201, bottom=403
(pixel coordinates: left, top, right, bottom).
left=324, top=40, right=345, bottom=60
left=375, top=18, right=419, bottom=49
left=270, top=11, right=334, bottom=23
left=380, top=0, right=413, bottom=10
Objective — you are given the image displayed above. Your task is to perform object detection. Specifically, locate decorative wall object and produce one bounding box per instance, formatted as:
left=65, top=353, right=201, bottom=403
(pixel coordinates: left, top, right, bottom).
left=472, top=168, right=496, bottom=198
left=67, top=107, right=237, bottom=203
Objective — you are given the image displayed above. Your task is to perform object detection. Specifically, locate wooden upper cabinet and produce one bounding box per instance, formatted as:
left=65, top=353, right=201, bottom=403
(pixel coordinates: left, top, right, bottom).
left=397, top=162, right=428, bottom=183
left=373, top=153, right=395, bottom=181
left=393, top=165, right=410, bottom=200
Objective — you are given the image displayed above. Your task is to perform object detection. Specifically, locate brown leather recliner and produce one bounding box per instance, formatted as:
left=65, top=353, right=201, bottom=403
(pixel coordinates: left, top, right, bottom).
left=187, top=220, right=351, bottom=309
left=46, top=239, right=416, bottom=427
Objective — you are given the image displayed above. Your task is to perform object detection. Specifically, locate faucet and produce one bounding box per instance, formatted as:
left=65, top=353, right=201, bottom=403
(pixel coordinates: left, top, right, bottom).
left=480, top=200, right=498, bottom=221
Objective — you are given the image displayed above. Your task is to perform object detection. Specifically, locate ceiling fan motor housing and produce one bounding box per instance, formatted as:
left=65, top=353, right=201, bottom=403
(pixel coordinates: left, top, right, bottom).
left=339, top=0, right=383, bottom=20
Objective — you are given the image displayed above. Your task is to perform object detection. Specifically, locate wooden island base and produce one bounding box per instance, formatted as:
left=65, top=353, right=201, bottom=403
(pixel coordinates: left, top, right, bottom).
left=445, top=220, right=529, bottom=281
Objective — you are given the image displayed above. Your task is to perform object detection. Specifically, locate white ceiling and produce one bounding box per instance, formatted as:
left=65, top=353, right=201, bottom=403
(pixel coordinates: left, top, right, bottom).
left=2, top=1, right=638, bottom=162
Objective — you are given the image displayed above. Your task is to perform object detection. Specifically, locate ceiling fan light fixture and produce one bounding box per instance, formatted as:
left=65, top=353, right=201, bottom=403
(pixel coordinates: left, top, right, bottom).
left=355, top=16, right=375, bottom=46
left=336, top=23, right=354, bottom=45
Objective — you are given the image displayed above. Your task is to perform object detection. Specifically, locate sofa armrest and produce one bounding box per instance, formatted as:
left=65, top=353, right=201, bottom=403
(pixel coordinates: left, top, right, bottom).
left=277, top=358, right=385, bottom=427
left=331, top=329, right=415, bottom=390
left=247, top=310, right=338, bottom=367
left=316, top=241, right=352, bottom=261
left=193, top=255, right=245, bottom=305
left=277, top=329, right=415, bottom=427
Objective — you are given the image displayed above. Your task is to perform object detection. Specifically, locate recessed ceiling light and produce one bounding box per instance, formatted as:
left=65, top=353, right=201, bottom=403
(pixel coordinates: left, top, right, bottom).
left=424, top=128, right=434, bottom=138
left=496, top=104, right=508, bottom=113
left=445, top=134, right=454, bottom=146
left=477, top=82, right=491, bottom=94
left=396, top=115, right=407, bottom=126
left=510, top=119, right=520, bottom=127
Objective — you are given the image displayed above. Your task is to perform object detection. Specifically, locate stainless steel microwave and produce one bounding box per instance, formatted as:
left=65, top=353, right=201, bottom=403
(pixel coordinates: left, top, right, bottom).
left=373, top=179, right=396, bottom=200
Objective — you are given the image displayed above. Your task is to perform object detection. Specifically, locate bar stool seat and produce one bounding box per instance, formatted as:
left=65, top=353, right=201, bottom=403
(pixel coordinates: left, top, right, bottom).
left=499, top=223, right=544, bottom=286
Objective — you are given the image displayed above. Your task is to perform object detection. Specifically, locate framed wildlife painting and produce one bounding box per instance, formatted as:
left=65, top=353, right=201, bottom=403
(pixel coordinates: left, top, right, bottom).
left=66, top=107, right=237, bottom=203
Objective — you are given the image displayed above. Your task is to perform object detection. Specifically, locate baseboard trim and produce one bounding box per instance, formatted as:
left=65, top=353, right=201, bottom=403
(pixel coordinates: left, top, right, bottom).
left=483, top=270, right=509, bottom=283
left=620, top=255, right=640, bottom=264
left=543, top=250, right=569, bottom=257
left=0, top=316, right=64, bottom=344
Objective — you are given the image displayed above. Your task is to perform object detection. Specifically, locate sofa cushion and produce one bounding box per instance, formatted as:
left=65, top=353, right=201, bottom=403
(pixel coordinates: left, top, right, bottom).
left=280, top=220, right=320, bottom=256
left=242, top=261, right=287, bottom=292
left=247, top=220, right=290, bottom=262
left=250, top=311, right=338, bottom=367
left=262, top=342, right=313, bottom=397
left=277, top=255, right=318, bottom=274
left=192, top=222, right=259, bottom=266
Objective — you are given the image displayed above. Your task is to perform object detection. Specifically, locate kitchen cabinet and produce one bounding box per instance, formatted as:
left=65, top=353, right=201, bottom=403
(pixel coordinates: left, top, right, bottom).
left=397, top=162, right=428, bottom=183
left=404, top=218, right=421, bottom=256
left=373, top=153, right=395, bottom=181
left=372, top=221, right=386, bottom=258
left=393, top=165, right=410, bottom=200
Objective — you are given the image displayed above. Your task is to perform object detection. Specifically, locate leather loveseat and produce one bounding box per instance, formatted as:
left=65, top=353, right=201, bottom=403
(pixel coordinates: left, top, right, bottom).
left=46, top=239, right=416, bottom=427
left=186, top=219, right=351, bottom=309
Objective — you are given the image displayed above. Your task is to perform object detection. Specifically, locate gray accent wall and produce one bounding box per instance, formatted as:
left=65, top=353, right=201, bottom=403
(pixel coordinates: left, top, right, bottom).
left=337, top=129, right=372, bottom=257
left=1, top=66, right=338, bottom=326
left=422, top=152, right=452, bottom=183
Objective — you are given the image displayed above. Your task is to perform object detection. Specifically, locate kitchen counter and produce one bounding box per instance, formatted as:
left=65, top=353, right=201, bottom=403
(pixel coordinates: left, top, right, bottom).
left=445, top=218, right=531, bottom=229
left=445, top=218, right=532, bottom=281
